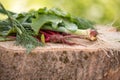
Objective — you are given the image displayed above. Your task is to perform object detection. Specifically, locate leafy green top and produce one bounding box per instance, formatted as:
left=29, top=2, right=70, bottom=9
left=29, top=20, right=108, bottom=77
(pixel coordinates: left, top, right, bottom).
left=0, top=3, right=94, bottom=53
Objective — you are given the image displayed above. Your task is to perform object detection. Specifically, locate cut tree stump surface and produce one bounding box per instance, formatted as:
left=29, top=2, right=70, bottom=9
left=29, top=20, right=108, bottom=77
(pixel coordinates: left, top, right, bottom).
left=0, top=26, right=120, bottom=80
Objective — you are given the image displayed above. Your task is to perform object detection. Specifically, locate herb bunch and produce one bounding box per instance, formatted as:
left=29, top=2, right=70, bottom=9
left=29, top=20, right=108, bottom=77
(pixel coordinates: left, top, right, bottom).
left=0, top=3, right=97, bottom=53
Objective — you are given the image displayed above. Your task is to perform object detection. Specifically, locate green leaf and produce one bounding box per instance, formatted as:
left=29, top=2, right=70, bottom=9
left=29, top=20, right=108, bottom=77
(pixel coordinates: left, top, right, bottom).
left=38, top=7, right=47, bottom=14
left=31, top=14, right=63, bottom=34
left=49, top=8, right=69, bottom=17
left=63, top=20, right=78, bottom=32
left=73, top=17, right=94, bottom=29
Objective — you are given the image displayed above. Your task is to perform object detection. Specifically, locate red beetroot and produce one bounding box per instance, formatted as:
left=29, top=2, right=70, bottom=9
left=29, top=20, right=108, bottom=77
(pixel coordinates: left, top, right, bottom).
left=39, top=30, right=86, bottom=45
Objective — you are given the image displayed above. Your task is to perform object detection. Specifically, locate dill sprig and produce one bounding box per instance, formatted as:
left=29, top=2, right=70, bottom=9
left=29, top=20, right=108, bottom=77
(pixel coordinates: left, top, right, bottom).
left=0, top=3, right=43, bottom=53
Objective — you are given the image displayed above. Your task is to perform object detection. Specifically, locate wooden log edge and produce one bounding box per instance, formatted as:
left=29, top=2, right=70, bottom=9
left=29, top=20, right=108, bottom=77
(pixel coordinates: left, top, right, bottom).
left=0, top=26, right=120, bottom=80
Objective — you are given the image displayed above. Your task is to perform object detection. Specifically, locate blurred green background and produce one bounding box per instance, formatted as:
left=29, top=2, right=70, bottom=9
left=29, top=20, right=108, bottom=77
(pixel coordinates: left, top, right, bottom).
left=0, top=0, right=120, bottom=30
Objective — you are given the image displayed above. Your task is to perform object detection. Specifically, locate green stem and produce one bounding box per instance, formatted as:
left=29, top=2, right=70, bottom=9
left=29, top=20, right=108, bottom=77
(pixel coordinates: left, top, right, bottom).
left=72, top=29, right=89, bottom=36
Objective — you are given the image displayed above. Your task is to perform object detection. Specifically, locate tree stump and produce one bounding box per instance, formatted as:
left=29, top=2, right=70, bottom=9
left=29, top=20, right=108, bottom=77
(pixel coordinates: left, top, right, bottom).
left=0, top=26, right=120, bottom=80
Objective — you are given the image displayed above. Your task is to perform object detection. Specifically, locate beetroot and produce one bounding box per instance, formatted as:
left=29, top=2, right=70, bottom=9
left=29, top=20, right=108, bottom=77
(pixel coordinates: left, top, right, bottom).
left=39, top=30, right=86, bottom=45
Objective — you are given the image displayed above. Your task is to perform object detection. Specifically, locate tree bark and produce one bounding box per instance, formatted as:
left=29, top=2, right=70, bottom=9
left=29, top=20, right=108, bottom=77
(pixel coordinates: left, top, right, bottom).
left=0, top=26, right=120, bottom=80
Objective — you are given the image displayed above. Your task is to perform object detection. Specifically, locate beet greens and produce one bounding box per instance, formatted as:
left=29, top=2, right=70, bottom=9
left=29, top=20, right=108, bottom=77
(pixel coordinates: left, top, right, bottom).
left=0, top=3, right=98, bottom=53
